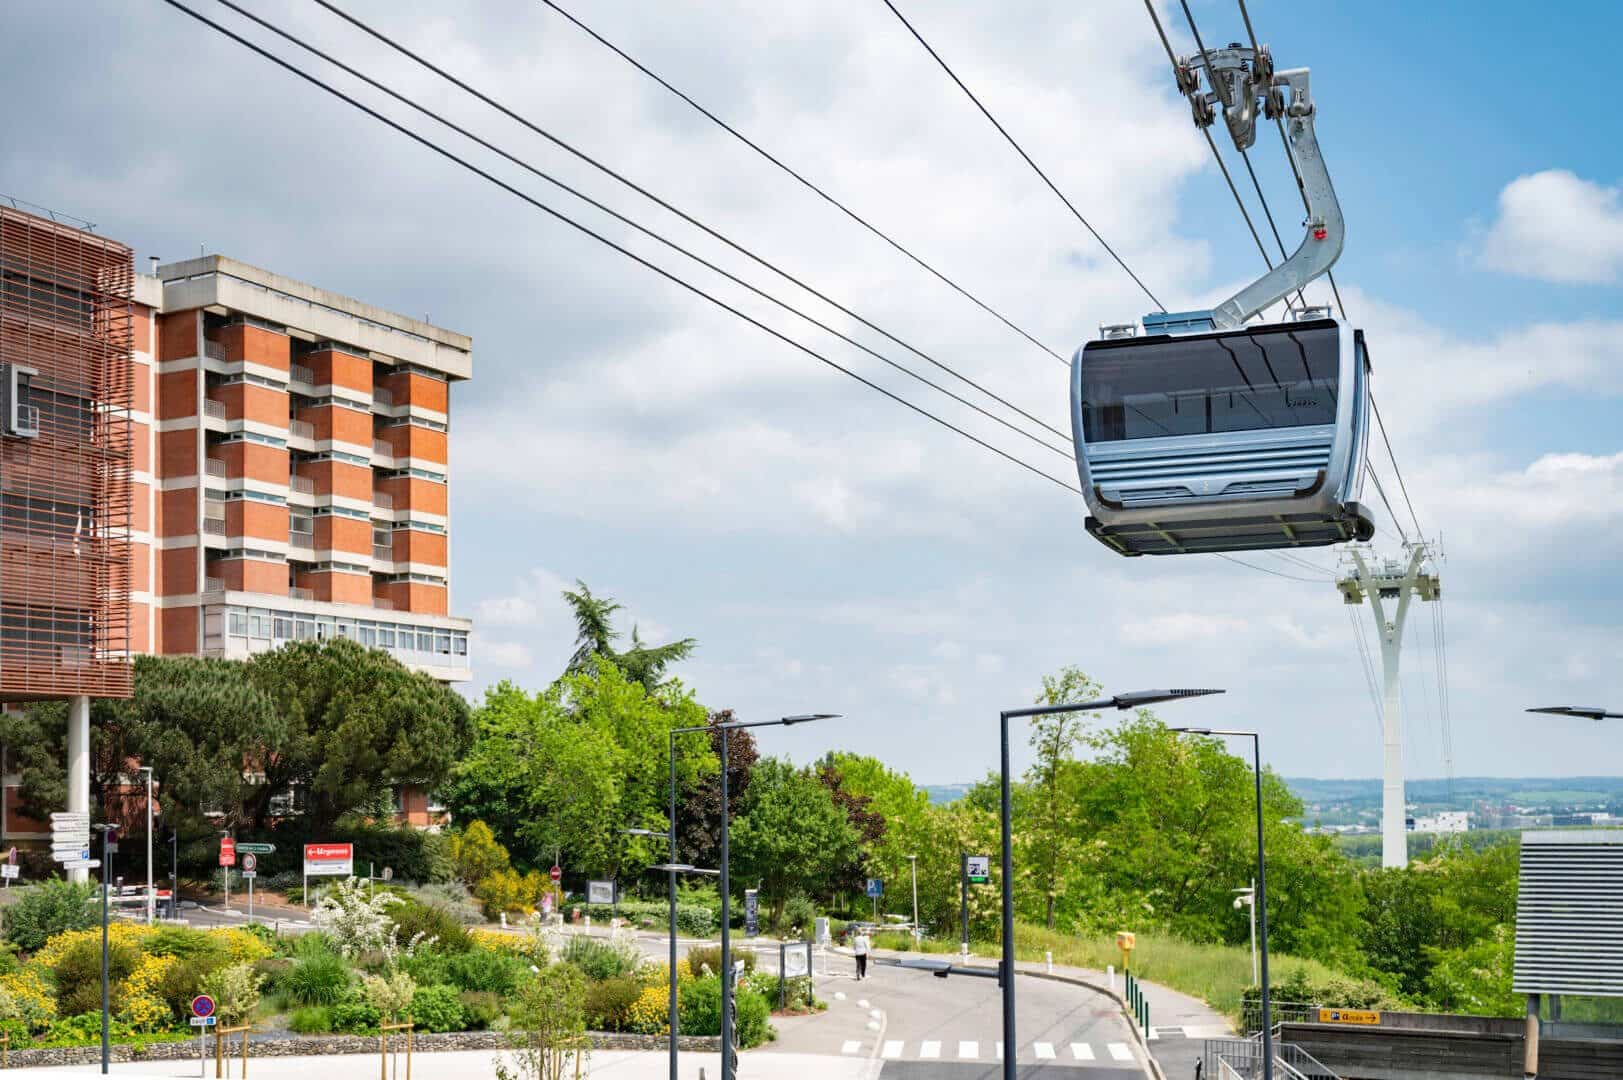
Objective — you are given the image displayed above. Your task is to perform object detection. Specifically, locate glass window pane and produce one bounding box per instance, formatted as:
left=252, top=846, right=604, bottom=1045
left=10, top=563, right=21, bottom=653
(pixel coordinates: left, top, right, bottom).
left=1081, top=322, right=1339, bottom=442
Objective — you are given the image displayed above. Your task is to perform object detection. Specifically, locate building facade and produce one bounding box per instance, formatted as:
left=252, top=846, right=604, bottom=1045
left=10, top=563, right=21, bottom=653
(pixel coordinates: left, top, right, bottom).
left=0, top=205, right=134, bottom=700
left=132, top=255, right=471, bottom=681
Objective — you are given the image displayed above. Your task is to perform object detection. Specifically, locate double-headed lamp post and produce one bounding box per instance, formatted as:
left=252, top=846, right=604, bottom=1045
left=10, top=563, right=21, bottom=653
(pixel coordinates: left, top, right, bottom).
left=661, top=712, right=841, bottom=1080
left=1527, top=705, right=1623, bottom=721
left=1171, top=726, right=1271, bottom=1080
left=997, top=689, right=1222, bottom=1080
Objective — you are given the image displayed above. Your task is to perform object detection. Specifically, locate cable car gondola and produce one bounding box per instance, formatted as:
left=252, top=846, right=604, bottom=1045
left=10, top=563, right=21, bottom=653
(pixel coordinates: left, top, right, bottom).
left=1070, top=48, right=1373, bottom=557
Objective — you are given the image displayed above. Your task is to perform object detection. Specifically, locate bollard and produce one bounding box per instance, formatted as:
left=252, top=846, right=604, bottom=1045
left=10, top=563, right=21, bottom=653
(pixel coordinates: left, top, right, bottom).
left=500, top=912, right=507, bottom=929
left=1045, top=950, right=1053, bottom=974
left=1107, top=964, right=1115, bottom=993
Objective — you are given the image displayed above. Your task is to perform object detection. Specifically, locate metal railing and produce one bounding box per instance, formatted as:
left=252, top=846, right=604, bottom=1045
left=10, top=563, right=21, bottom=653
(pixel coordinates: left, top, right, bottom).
left=373, top=438, right=393, bottom=457
left=288, top=531, right=313, bottom=549
left=204, top=519, right=226, bottom=536
left=290, top=364, right=314, bottom=385
left=373, top=491, right=394, bottom=509
left=203, top=398, right=226, bottom=420
left=1203, top=1035, right=1341, bottom=1080
left=205, top=458, right=227, bottom=478
left=372, top=544, right=394, bottom=561
left=204, top=500, right=226, bottom=521
left=373, top=386, right=394, bottom=406
left=203, top=338, right=227, bottom=362
left=289, top=474, right=314, bottom=494
left=203, top=577, right=225, bottom=596
left=289, top=419, right=314, bottom=440
left=1242, top=1001, right=1320, bottom=1034
left=289, top=587, right=314, bottom=602
left=372, top=596, right=394, bottom=610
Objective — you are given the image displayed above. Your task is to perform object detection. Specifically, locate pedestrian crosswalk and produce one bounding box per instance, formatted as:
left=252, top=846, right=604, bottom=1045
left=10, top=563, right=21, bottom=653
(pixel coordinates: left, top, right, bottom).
left=843, top=1039, right=1136, bottom=1063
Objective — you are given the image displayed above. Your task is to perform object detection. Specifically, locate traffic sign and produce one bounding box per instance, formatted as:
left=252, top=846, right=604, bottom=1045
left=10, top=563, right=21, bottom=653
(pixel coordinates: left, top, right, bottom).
left=241, top=853, right=257, bottom=873
left=549, top=864, right=562, bottom=884
left=303, top=843, right=353, bottom=877
left=865, top=878, right=884, bottom=898
left=219, top=837, right=236, bottom=868
left=966, top=855, right=991, bottom=885
left=1, top=865, right=19, bottom=881
left=188, top=1016, right=217, bottom=1028
left=7, top=846, right=17, bottom=866
left=381, top=866, right=393, bottom=882
left=191, top=994, right=216, bottom=1019
left=241, top=871, right=256, bottom=881
left=50, top=812, right=89, bottom=825
left=236, top=843, right=276, bottom=855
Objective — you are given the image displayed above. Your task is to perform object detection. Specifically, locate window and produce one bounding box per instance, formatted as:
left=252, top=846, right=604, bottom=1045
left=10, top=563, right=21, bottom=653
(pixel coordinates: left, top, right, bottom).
left=273, top=617, right=293, bottom=640
left=435, top=634, right=451, bottom=655
left=417, top=632, right=433, bottom=652
left=372, top=528, right=392, bottom=548
left=228, top=612, right=247, bottom=636
left=454, top=636, right=468, bottom=656
left=1079, top=322, right=1340, bottom=443
left=315, top=621, right=329, bottom=640
left=295, top=620, right=314, bottom=640
left=359, top=626, right=377, bottom=647
left=290, top=515, right=313, bottom=535
left=378, top=627, right=396, bottom=648
left=249, top=615, right=270, bottom=639
left=336, top=622, right=351, bottom=639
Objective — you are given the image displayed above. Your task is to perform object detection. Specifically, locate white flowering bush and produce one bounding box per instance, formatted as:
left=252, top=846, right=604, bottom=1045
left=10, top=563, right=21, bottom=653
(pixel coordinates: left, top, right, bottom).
left=311, top=877, right=401, bottom=958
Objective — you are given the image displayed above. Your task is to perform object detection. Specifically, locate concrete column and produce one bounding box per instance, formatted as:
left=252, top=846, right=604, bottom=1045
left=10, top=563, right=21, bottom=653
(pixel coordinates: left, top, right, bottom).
left=66, top=695, right=90, bottom=883
left=1524, top=992, right=1540, bottom=1079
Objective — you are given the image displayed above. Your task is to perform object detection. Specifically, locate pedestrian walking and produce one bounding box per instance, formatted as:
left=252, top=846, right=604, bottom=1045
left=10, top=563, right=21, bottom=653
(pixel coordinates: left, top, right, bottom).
left=853, top=928, right=871, bottom=979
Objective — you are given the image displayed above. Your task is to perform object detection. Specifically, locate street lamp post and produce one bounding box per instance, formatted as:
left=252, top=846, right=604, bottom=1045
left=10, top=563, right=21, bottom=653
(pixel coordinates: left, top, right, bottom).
left=138, top=767, right=154, bottom=925
left=997, top=689, right=1221, bottom=1080
left=907, top=854, right=919, bottom=941
left=662, top=713, right=840, bottom=1080
left=1171, top=727, right=1271, bottom=1080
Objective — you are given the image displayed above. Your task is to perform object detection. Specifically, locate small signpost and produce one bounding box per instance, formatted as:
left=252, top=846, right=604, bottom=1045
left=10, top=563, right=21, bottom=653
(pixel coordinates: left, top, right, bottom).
left=50, top=812, right=95, bottom=872
left=965, top=855, right=990, bottom=884
left=1319, top=1007, right=1380, bottom=1026
left=744, top=889, right=760, bottom=937
left=866, top=877, right=884, bottom=921
left=236, top=842, right=275, bottom=856
left=2, top=846, right=18, bottom=887
left=961, top=854, right=990, bottom=956
left=191, top=994, right=217, bottom=1079
left=587, top=880, right=615, bottom=906
left=241, top=854, right=257, bottom=923
left=549, top=864, right=562, bottom=884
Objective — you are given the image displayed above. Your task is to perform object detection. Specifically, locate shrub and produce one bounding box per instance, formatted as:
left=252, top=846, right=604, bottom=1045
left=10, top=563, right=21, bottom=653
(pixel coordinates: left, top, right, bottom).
left=684, top=945, right=755, bottom=980
left=0, top=967, right=58, bottom=1033
left=311, top=878, right=401, bottom=958
left=676, top=975, right=772, bottom=1047
left=448, top=821, right=510, bottom=885
left=473, top=868, right=536, bottom=918
left=155, top=959, right=211, bottom=1022
left=573, top=901, right=714, bottom=937
left=40, top=1012, right=139, bottom=1047
left=288, top=1005, right=333, bottom=1034
left=361, top=968, right=416, bottom=1022
left=284, top=950, right=352, bottom=1007
left=445, top=947, right=526, bottom=996
left=253, top=957, right=292, bottom=994
left=734, top=988, right=773, bottom=1048
left=202, top=962, right=264, bottom=1026
left=262, top=871, right=304, bottom=894
left=389, top=899, right=471, bottom=955
left=408, top=983, right=467, bottom=1032
left=561, top=936, right=640, bottom=982
left=1249, top=967, right=1399, bottom=1012
left=458, top=990, right=502, bottom=1029
left=779, top=894, right=818, bottom=937
left=583, top=976, right=641, bottom=1032
left=3, top=881, right=97, bottom=952
left=145, top=925, right=229, bottom=965
left=330, top=995, right=381, bottom=1034
left=626, top=983, right=669, bottom=1035
left=402, top=883, right=484, bottom=925
left=52, top=937, right=137, bottom=1017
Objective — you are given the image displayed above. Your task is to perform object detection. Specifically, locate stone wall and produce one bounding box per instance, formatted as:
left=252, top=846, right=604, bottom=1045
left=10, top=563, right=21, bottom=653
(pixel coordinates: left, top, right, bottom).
left=1, top=1030, right=720, bottom=1070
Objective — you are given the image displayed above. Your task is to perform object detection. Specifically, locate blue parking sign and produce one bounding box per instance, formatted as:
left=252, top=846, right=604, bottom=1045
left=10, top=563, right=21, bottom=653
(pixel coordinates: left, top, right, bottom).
left=865, top=878, right=883, bottom=898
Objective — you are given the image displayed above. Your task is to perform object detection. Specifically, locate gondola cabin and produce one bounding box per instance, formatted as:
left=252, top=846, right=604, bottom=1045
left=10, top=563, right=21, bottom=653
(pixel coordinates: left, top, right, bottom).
left=1070, top=307, right=1373, bottom=556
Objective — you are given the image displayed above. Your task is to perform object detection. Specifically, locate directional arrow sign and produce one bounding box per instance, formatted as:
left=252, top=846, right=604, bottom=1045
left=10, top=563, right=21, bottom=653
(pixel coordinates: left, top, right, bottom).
left=236, top=843, right=276, bottom=855
left=50, top=812, right=89, bottom=824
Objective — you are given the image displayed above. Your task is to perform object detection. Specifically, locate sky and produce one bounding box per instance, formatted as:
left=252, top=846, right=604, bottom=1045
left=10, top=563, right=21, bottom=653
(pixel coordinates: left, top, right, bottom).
left=7, top=0, right=1623, bottom=785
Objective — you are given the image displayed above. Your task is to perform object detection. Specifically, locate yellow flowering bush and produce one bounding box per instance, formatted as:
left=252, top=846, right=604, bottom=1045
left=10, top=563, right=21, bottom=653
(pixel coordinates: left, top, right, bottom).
left=33, top=923, right=153, bottom=972
left=626, top=982, right=670, bottom=1035
left=113, top=953, right=174, bottom=1031
left=470, top=929, right=530, bottom=956
left=210, top=928, right=272, bottom=965
left=0, top=967, right=55, bottom=1032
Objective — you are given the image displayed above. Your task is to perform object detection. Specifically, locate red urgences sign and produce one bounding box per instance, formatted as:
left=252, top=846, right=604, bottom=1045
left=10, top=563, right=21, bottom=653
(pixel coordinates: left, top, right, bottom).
left=303, top=843, right=354, bottom=877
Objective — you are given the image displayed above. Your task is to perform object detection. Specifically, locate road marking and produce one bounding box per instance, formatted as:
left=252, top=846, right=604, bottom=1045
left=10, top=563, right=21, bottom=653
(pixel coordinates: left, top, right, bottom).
left=1071, top=1043, right=1095, bottom=1060
left=1034, top=1042, right=1056, bottom=1059
left=868, top=1009, right=883, bottom=1020
left=1148, top=1026, right=1160, bottom=1040
left=833, top=992, right=846, bottom=1002
left=881, top=1040, right=904, bottom=1059
left=857, top=999, right=870, bottom=1009
left=865, top=1020, right=880, bottom=1031
left=958, top=1041, right=978, bottom=1059
left=840, top=1041, right=861, bottom=1055
left=1109, top=1042, right=1134, bottom=1061
left=919, top=1041, right=940, bottom=1059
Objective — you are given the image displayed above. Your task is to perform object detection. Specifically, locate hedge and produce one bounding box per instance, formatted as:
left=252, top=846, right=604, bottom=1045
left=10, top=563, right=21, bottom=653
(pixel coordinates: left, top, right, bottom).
left=569, top=902, right=714, bottom=937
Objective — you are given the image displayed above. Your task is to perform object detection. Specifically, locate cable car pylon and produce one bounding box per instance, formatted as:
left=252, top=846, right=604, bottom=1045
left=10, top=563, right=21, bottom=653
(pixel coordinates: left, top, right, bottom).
left=1335, top=541, right=1442, bottom=868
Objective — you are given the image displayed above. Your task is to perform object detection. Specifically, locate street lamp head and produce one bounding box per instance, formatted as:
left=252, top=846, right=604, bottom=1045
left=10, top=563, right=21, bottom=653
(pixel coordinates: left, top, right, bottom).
left=622, top=828, right=664, bottom=837
left=1112, top=688, right=1225, bottom=710
left=1527, top=705, right=1615, bottom=721
left=781, top=713, right=841, bottom=726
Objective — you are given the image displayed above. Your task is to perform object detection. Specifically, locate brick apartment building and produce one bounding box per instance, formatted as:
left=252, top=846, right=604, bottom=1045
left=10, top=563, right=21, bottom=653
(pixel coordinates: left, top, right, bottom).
left=1, top=203, right=472, bottom=842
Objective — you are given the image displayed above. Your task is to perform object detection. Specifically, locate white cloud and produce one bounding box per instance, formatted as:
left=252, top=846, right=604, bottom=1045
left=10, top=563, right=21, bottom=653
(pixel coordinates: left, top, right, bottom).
left=475, top=637, right=534, bottom=670
left=1477, top=170, right=1623, bottom=284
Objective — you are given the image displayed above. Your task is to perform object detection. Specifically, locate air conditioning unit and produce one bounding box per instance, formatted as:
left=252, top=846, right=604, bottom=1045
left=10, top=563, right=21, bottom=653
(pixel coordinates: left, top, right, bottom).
left=2, top=365, right=39, bottom=439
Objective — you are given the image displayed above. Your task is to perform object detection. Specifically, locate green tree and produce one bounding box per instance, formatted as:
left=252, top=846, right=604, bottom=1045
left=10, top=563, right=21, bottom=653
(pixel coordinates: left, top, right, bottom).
left=246, top=639, right=472, bottom=833
left=731, top=759, right=861, bottom=924
left=561, top=581, right=696, bottom=692
left=1026, top=667, right=1100, bottom=929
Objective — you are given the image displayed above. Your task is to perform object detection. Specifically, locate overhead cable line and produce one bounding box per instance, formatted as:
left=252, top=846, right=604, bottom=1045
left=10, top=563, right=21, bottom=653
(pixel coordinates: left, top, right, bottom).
left=199, top=0, right=1071, bottom=461
left=161, top=0, right=1083, bottom=497
left=1215, top=553, right=1328, bottom=583
left=536, top=0, right=1069, bottom=369
left=1369, top=396, right=1426, bottom=538
left=299, top=0, right=1072, bottom=449
left=881, top=0, right=1168, bottom=313
left=1365, top=463, right=1408, bottom=544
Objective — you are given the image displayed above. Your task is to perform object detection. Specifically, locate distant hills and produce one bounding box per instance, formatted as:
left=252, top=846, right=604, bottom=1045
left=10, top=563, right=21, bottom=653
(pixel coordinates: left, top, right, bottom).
left=922, top=776, right=1623, bottom=811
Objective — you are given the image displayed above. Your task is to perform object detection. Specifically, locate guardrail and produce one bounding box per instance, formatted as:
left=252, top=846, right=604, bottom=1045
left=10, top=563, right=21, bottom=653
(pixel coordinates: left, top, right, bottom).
left=203, top=399, right=226, bottom=420
left=290, top=364, right=314, bottom=385
left=289, top=419, right=314, bottom=440
left=205, top=458, right=227, bottom=478
left=1243, top=1000, right=1320, bottom=1034
left=1202, top=1034, right=1341, bottom=1080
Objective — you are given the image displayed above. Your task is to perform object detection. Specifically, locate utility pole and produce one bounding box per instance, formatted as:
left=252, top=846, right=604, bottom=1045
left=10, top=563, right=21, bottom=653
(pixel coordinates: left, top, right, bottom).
left=1337, top=542, right=1440, bottom=869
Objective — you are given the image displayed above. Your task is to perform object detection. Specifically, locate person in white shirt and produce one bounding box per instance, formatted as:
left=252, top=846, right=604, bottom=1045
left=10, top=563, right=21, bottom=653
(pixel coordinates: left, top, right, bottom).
left=852, top=929, right=871, bottom=980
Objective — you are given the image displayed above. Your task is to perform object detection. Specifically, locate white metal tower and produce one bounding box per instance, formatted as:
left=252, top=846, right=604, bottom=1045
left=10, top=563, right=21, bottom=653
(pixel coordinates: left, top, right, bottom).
left=1336, top=543, right=1441, bottom=868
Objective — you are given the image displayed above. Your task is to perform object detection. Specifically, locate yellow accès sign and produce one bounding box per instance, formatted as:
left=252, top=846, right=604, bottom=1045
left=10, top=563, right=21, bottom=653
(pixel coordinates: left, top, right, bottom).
left=1318, top=1008, right=1380, bottom=1025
